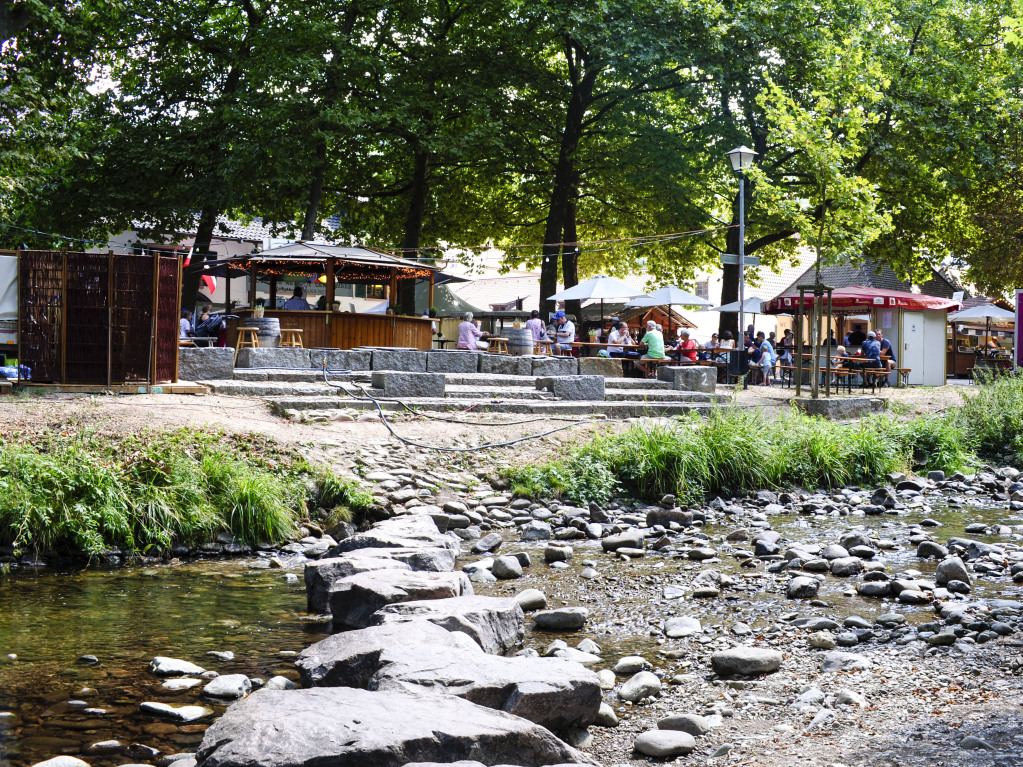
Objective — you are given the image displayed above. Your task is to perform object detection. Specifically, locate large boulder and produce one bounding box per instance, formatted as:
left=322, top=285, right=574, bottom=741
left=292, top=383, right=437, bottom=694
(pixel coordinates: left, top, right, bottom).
left=710, top=646, right=783, bottom=677
left=328, top=570, right=473, bottom=630
left=196, top=688, right=595, bottom=767
left=370, top=596, right=525, bottom=655
left=305, top=556, right=412, bottom=613
left=371, top=646, right=602, bottom=732
left=935, top=556, right=971, bottom=587
left=297, top=622, right=472, bottom=688
left=328, top=529, right=459, bottom=558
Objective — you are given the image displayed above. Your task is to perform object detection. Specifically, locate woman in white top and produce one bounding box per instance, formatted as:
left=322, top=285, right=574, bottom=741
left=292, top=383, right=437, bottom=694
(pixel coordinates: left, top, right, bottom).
left=606, top=322, right=632, bottom=357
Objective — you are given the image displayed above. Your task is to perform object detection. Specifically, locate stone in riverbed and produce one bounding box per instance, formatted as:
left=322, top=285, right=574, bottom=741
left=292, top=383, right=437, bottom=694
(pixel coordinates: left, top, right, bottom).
left=328, top=570, right=473, bottom=630
left=935, top=556, right=971, bottom=587
left=829, top=556, right=863, bottom=577
left=162, top=678, right=202, bottom=691
left=304, top=555, right=412, bottom=613
left=601, top=530, right=644, bottom=552
left=710, top=647, right=783, bottom=677
left=297, top=622, right=472, bottom=688
left=195, top=688, right=593, bottom=767
left=787, top=576, right=819, bottom=599
left=371, top=646, right=602, bottom=732
left=201, top=674, right=252, bottom=699
left=471, top=532, right=504, bottom=554
left=533, top=607, right=588, bottom=631
left=140, top=702, right=212, bottom=722
left=665, top=616, right=701, bottom=638
left=491, top=556, right=523, bottom=580
left=612, top=656, right=648, bottom=675
left=821, top=651, right=871, bottom=672
left=657, top=713, right=710, bottom=736
left=514, top=589, right=548, bottom=611
left=148, top=657, right=205, bottom=677
left=30, top=759, right=91, bottom=767
left=618, top=671, right=661, bottom=702
left=633, top=730, right=696, bottom=758
left=370, top=596, right=525, bottom=655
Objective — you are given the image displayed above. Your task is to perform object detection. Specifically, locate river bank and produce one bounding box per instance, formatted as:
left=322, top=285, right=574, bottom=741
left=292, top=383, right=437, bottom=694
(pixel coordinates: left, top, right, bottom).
left=3, top=380, right=1023, bottom=767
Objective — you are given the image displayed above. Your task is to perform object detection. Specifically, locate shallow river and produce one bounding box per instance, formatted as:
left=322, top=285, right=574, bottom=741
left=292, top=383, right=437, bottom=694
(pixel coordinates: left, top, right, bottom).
left=0, top=490, right=1020, bottom=767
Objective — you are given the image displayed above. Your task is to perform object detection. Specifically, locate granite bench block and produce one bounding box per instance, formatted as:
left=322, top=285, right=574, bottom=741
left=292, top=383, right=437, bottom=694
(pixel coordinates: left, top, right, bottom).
left=178, top=347, right=236, bottom=381
left=531, top=356, right=578, bottom=376
left=370, top=372, right=446, bottom=398
left=656, top=365, right=716, bottom=393
left=235, top=347, right=312, bottom=369
left=578, top=357, right=623, bottom=377
left=479, top=355, right=532, bottom=376
left=371, top=349, right=428, bottom=372
left=426, top=351, right=481, bottom=373
left=535, top=375, right=605, bottom=401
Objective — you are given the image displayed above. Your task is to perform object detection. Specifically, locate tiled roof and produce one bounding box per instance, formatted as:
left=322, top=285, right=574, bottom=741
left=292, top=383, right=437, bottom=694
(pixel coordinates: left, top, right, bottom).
left=777, top=258, right=957, bottom=299
left=745, top=251, right=819, bottom=300
left=137, top=214, right=343, bottom=243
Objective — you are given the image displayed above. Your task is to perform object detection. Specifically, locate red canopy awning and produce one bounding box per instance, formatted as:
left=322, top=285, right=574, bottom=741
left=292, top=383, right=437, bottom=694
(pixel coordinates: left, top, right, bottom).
left=764, top=286, right=962, bottom=315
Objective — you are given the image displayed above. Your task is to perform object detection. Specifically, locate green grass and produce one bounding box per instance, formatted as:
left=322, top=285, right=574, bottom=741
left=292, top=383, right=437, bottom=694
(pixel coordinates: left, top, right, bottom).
left=504, top=377, right=1023, bottom=505
left=0, top=428, right=369, bottom=559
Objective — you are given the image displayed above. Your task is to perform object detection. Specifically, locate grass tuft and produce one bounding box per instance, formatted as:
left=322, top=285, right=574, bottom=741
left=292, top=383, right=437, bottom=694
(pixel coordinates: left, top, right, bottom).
left=0, top=428, right=364, bottom=559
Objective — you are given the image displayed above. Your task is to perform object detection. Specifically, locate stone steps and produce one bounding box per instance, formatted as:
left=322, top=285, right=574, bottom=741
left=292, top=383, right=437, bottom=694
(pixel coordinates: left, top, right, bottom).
left=267, top=395, right=720, bottom=418
left=603, top=389, right=724, bottom=403
left=443, top=385, right=557, bottom=401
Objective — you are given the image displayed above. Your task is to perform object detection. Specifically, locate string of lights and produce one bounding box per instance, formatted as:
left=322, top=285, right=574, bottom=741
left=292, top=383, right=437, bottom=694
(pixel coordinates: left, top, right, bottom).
left=2, top=221, right=734, bottom=261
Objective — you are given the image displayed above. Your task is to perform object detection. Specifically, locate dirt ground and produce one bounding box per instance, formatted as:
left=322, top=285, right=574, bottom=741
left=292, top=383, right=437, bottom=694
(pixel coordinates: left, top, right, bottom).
left=0, top=382, right=975, bottom=465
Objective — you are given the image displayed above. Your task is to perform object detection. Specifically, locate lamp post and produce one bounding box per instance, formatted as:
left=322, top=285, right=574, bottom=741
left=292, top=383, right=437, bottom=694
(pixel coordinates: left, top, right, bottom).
left=726, top=145, right=757, bottom=347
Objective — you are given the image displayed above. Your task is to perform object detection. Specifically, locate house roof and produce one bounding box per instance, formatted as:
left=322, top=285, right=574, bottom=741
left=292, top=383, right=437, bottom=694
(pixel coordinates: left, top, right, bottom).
left=744, top=251, right=819, bottom=300
left=450, top=275, right=549, bottom=312
left=778, top=258, right=958, bottom=299
left=135, top=214, right=344, bottom=244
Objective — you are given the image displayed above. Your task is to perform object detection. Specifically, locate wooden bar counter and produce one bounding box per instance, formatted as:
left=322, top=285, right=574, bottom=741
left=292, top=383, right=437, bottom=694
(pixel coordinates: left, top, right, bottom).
left=227, top=310, right=432, bottom=351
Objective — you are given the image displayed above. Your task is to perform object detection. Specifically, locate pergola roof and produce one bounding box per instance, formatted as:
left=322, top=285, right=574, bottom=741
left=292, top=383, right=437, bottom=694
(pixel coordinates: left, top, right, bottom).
left=214, top=243, right=440, bottom=280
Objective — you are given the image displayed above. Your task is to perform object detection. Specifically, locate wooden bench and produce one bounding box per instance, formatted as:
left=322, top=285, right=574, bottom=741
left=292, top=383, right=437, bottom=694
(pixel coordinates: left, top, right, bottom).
left=861, top=367, right=889, bottom=392
left=489, top=337, right=509, bottom=354
left=896, top=368, right=912, bottom=386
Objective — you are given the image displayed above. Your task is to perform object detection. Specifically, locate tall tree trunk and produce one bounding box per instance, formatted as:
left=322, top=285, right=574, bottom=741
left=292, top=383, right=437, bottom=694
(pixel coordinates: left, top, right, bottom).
left=399, top=148, right=430, bottom=314
left=540, top=47, right=597, bottom=317
left=301, top=140, right=328, bottom=241
left=562, top=191, right=581, bottom=323
left=182, top=207, right=218, bottom=310
left=717, top=219, right=740, bottom=339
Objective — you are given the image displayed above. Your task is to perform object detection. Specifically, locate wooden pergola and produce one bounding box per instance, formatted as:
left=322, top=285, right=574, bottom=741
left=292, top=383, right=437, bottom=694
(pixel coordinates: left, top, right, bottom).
left=215, top=243, right=440, bottom=350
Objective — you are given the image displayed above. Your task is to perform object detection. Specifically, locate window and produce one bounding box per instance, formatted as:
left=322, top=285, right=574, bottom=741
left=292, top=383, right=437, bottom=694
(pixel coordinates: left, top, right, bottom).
left=366, top=284, right=385, bottom=299
left=695, top=281, right=709, bottom=300
left=335, top=283, right=354, bottom=297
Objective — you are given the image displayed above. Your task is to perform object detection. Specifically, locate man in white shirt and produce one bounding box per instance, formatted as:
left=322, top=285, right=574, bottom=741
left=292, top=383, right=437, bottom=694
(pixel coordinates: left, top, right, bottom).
left=553, top=311, right=575, bottom=354
left=606, top=321, right=632, bottom=356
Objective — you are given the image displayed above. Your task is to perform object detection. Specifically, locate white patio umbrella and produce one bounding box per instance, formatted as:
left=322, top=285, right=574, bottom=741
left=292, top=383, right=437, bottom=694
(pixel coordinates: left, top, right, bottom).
left=626, top=286, right=712, bottom=338
left=546, top=275, right=647, bottom=329
left=710, top=296, right=769, bottom=314
left=949, top=304, right=1016, bottom=350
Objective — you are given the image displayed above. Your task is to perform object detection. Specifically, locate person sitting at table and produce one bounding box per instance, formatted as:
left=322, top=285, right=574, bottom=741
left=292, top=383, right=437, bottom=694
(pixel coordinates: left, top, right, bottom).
left=636, top=320, right=665, bottom=375
left=526, top=309, right=548, bottom=343
left=553, top=311, right=576, bottom=354
left=283, top=285, right=312, bottom=310
left=676, top=329, right=698, bottom=362
left=179, top=308, right=193, bottom=338
left=847, top=325, right=867, bottom=346
left=699, top=332, right=719, bottom=361
left=861, top=330, right=883, bottom=376
left=607, top=321, right=634, bottom=358
left=457, top=311, right=490, bottom=350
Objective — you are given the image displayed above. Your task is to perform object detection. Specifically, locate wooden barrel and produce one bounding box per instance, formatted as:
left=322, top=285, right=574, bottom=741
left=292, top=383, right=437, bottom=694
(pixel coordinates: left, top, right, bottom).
left=506, top=327, right=534, bottom=356
left=244, top=317, right=281, bottom=348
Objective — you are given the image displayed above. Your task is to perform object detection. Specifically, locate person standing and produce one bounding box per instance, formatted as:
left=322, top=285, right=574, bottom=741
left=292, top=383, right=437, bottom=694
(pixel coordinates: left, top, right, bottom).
left=526, top=309, right=547, bottom=342
left=179, top=309, right=193, bottom=338
left=755, top=331, right=776, bottom=385
left=283, top=285, right=312, bottom=310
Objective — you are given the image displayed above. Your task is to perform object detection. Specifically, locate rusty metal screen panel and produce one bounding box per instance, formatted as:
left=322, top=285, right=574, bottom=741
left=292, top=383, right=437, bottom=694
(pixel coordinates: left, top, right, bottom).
left=110, top=253, right=155, bottom=383
left=18, top=250, right=63, bottom=382
left=155, top=255, right=178, bottom=382
left=64, top=253, right=111, bottom=383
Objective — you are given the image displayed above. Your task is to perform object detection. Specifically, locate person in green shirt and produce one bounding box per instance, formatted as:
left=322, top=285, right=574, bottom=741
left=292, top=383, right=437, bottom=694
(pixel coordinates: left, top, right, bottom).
left=637, top=320, right=665, bottom=376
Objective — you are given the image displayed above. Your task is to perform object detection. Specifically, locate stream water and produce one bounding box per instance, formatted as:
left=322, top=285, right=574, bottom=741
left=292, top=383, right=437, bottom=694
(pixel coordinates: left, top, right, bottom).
left=0, top=492, right=1020, bottom=767
left=0, top=561, right=328, bottom=767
